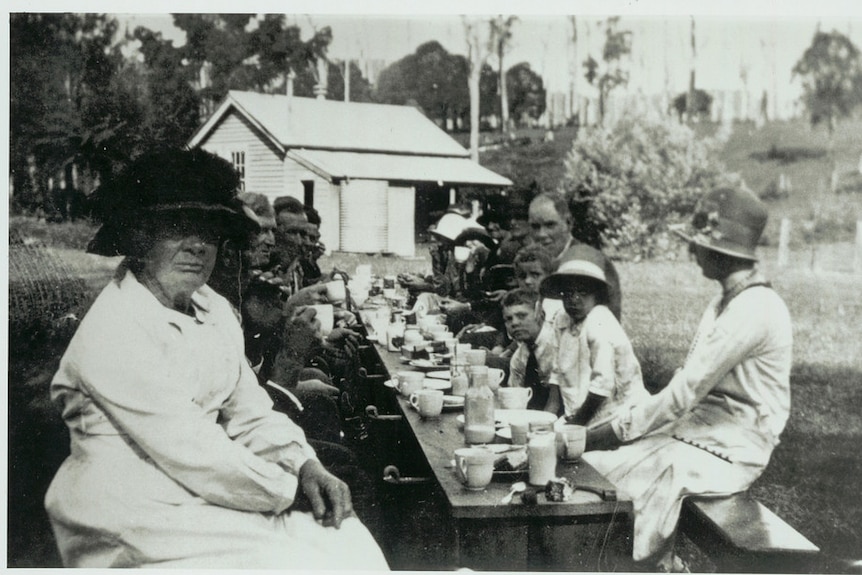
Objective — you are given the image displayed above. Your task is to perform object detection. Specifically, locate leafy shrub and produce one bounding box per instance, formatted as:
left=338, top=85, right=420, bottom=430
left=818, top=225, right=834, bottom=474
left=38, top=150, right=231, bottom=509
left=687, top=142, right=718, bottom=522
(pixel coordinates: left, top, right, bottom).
left=560, top=111, right=728, bottom=259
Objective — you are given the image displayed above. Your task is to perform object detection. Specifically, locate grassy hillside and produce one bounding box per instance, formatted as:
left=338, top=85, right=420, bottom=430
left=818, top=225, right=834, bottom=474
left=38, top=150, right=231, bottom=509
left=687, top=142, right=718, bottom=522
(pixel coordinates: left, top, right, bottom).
left=475, top=119, right=862, bottom=248
left=707, top=119, right=862, bottom=246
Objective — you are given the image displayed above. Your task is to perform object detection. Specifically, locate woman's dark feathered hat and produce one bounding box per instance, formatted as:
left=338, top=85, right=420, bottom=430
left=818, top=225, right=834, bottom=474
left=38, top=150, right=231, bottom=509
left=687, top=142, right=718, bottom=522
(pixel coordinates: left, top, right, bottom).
left=87, top=149, right=259, bottom=256
left=671, top=187, right=767, bottom=261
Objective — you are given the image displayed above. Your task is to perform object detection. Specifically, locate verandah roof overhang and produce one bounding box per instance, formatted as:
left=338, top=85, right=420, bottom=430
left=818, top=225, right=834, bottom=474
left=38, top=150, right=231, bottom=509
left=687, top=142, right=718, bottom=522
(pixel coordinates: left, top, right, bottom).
left=287, top=149, right=512, bottom=187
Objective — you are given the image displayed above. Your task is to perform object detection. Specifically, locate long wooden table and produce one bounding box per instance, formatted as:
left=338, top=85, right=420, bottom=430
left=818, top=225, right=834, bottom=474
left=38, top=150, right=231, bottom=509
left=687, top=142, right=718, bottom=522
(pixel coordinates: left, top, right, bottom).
left=373, top=342, right=634, bottom=571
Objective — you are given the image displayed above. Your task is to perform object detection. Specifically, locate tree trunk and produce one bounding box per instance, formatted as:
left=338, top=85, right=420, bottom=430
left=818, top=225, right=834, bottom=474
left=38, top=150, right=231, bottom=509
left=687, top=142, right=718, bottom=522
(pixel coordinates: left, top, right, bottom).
left=687, top=16, right=696, bottom=122
left=463, top=17, right=488, bottom=163
left=570, top=16, right=579, bottom=125
left=469, top=62, right=481, bottom=162
left=598, top=84, right=606, bottom=126
left=499, top=45, right=509, bottom=133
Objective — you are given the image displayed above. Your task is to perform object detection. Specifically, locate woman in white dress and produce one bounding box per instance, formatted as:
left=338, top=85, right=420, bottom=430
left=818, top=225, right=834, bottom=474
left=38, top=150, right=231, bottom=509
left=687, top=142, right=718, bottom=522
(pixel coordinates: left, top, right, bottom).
left=583, top=187, right=792, bottom=572
left=44, top=149, right=388, bottom=570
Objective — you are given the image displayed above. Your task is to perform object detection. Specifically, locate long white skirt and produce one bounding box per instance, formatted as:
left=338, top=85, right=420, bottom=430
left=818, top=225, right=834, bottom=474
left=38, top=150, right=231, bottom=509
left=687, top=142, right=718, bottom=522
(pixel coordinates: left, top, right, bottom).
left=583, top=433, right=762, bottom=568
left=47, top=458, right=389, bottom=570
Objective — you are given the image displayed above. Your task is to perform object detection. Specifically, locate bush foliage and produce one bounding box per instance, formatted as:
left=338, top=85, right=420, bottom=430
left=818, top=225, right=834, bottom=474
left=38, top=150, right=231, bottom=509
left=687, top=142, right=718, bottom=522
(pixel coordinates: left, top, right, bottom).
left=560, top=112, right=728, bottom=260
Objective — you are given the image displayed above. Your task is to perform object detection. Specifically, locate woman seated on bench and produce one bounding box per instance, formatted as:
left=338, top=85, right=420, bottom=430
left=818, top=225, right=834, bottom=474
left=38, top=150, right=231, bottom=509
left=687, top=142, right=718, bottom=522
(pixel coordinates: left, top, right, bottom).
left=584, top=187, right=792, bottom=572
left=44, top=150, right=388, bottom=570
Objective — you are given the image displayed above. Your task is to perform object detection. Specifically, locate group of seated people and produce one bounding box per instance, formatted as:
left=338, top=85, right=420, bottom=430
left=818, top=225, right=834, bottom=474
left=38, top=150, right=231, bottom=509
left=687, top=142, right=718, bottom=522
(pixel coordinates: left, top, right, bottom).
left=44, top=149, right=792, bottom=572
left=397, top=186, right=792, bottom=572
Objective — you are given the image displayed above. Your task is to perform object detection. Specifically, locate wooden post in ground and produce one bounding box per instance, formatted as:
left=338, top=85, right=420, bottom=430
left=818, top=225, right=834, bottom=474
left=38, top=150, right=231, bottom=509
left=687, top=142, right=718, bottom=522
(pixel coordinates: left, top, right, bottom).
left=855, top=221, right=862, bottom=274
left=777, top=218, right=791, bottom=268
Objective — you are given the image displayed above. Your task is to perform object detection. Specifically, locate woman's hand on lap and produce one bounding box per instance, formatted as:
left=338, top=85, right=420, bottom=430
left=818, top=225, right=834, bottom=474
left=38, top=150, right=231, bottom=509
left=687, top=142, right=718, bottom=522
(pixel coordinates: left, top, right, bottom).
left=298, top=459, right=354, bottom=528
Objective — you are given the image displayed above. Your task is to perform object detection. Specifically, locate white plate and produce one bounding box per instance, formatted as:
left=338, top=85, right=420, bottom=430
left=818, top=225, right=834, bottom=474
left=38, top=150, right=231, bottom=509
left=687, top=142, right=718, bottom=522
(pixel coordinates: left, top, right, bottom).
left=426, top=370, right=451, bottom=380
left=494, top=409, right=558, bottom=427
left=442, top=395, right=464, bottom=407
left=423, top=379, right=451, bottom=391
left=443, top=395, right=464, bottom=411
left=383, top=378, right=399, bottom=389
left=485, top=443, right=524, bottom=454
left=410, top=359, right=444, bottom=370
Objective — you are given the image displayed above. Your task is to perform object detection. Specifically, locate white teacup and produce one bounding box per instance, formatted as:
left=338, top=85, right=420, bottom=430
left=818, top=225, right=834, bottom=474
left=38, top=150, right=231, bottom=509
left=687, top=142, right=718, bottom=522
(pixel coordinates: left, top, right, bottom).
left=324, top=279, right=346, bottom=304
left=403, top=329, right=424, bottom=347
left=308, top=304, right=334, bottom=336
left=488, top=368, right=505, bottom=390
left=497, top=386, right=533, bottom=409
left=425, top=324, right=448, bottom=337
left=561, top=424, right=587, bottom=460
left=397, top=371, right=425, bottom=398
left=409, top=389, right=444, bottom=418
left=454, top=447, right=495, bottom=490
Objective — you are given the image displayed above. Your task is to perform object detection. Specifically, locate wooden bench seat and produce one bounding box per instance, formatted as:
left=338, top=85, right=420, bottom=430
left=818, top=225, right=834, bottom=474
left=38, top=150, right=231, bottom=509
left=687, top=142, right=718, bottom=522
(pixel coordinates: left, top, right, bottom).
left=679, top=492, right=820, bottom=573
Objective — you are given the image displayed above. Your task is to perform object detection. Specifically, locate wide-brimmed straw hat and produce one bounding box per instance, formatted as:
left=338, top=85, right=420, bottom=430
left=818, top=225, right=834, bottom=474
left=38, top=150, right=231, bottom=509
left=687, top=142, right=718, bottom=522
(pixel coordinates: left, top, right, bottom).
left=87, top=149, right=259, bottom=256
left=672, top=187, right=767, bottom=261
left=539, top=244, right=608, bottom=298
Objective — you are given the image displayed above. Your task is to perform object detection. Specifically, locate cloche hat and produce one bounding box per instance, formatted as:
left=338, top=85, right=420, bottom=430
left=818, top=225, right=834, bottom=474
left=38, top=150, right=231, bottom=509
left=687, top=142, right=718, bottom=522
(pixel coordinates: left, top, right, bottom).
left=539, top=243, right=608, bottom=298
left=672, top=187, right=767, bottom=261
left=87, top=148, right=259, bottom=256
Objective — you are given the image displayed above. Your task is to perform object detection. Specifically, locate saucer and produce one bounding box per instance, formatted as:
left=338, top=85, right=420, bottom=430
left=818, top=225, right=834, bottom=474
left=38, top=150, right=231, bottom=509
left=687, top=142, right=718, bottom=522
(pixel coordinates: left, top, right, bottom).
left=442, top=395, right=465, bottom=411
left=423, top=379, right=451, bottom=391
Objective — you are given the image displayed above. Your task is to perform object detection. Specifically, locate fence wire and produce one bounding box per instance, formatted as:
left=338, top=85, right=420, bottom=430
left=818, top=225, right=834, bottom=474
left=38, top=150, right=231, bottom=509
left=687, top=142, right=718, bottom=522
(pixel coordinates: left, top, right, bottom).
left=9, top=229, right=90, bottom=342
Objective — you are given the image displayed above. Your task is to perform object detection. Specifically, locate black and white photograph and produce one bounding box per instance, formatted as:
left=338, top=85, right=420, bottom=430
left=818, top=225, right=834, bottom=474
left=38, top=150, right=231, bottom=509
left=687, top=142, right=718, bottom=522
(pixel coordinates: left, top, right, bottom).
left=6, top=0, right=862, bottom=571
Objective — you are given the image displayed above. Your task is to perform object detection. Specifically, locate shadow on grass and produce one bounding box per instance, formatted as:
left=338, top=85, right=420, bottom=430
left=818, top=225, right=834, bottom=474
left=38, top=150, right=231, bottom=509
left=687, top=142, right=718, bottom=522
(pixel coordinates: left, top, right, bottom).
left=634, top=351, right=862, bottom=566
left=752, top=363, right=862, bottom=564
left=750, top=145, right=828, bottom=165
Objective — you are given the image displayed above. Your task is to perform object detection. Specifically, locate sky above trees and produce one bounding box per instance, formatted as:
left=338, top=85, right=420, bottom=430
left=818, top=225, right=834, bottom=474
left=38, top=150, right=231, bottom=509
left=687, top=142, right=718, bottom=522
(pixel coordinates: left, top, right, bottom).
left=111, top=7, right=862, bottom=121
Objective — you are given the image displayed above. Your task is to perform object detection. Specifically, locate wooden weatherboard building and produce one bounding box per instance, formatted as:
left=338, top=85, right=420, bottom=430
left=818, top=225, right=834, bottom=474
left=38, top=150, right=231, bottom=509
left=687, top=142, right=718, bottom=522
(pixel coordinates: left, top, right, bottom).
left=188, top=91, right=512, bottom=256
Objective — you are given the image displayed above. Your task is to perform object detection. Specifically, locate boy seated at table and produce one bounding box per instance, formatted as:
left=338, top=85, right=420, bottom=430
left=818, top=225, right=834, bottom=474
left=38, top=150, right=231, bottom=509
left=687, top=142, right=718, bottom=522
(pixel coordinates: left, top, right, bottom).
left=501, top=289, right=558, bottom=412
left=539, top=246, right=648, bottom=423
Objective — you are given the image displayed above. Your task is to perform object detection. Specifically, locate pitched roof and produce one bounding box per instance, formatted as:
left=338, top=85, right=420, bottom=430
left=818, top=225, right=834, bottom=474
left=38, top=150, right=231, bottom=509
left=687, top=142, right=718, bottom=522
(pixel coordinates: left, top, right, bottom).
left=287, top=149, right=512, bottom=187
left=189, top=91, right=470, bottom=157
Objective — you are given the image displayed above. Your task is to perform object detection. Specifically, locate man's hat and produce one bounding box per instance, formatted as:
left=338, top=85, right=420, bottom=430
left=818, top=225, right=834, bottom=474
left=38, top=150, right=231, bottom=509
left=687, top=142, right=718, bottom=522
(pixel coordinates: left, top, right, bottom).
left=431, top=212, right=484, bottom=243
left=86, top=148, right=259, bottom=256
left=672, top=187, right=767, bottom=261
left=539, top=244, right=608, bottom=298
